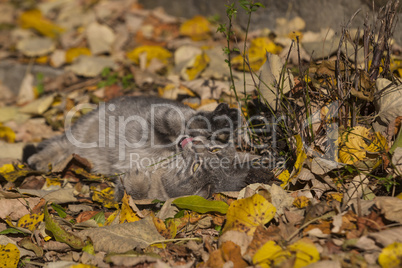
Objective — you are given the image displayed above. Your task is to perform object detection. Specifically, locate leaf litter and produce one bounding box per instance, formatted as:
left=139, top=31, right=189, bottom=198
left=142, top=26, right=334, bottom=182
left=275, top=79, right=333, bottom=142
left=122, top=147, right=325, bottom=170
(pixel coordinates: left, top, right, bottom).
left=0, top=0, right=402, bottom=267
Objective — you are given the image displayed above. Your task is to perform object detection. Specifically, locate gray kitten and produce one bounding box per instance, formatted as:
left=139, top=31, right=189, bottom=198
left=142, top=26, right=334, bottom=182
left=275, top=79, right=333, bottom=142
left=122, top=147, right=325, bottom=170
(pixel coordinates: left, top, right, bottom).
left=28, top=96, right=272, bottom=200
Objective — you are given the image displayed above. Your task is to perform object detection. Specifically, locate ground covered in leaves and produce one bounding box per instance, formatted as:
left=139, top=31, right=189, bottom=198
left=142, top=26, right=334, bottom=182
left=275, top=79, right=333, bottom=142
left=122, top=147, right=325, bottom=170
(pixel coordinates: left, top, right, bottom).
left=1, top=0, right=402, bottom=267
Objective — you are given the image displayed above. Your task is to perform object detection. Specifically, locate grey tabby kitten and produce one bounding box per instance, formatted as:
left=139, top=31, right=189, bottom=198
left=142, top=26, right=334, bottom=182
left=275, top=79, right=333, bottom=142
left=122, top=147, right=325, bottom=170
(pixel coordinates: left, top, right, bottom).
left=28, top=96, right=270, bottom=200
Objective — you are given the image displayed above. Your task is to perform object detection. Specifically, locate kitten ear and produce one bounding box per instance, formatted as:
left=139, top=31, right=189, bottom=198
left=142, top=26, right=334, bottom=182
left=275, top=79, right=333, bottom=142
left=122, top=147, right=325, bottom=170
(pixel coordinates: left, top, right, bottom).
left=213, top=103, right=230, bottom=115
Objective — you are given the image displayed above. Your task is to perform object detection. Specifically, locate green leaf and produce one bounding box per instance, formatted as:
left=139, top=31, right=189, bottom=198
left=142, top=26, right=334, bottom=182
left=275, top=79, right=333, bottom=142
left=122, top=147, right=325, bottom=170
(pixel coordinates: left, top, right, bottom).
left=174, top=210, right=185, bottom=218
left=91, top=211, right=105, bottom=225
left=44, top=202, right=85, bottom=249
left=172, top=195, right=229, bottom=214
left=0, top=228, right=26, bottom=235
left=51, top=203, right=67, bottom=218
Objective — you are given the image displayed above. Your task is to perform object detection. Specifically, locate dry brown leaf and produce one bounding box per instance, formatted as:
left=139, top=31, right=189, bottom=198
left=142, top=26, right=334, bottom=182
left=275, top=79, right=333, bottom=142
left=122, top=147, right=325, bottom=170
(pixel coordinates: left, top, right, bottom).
left=375, top=197, right=402, bottom=224
left=77, top=217, right=164, bottom=253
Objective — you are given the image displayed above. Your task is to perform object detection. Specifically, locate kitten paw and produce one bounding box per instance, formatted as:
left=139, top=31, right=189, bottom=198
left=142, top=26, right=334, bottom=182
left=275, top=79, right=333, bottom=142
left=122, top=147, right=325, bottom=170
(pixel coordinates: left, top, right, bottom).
left=27, top=154, right=51, bottom=172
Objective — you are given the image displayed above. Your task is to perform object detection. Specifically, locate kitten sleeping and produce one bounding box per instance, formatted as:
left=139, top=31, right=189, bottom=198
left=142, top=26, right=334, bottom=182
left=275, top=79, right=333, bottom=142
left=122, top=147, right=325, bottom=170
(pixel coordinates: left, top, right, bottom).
left=28, top=96, right=274, bottom=200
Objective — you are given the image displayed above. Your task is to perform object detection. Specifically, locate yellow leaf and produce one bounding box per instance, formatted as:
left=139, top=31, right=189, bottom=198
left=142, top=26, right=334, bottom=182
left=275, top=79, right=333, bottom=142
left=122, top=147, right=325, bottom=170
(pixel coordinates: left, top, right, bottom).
left=222, top=194, right=276, bottom=236
left=152, top=216, right=176, bottom=239
left=45, top=177, right=61, bottom=188
left=293, top=196, right=310, bottom=208
left=17, top=213, right=44, bottom=231
left=0, top=125, right=16, bottom=143
left=92, top=187, right=119, bottom=209
left=19, top=9, right=64, bottom=38
left=288, top=31, right=303, bottom=41
left=277, top=169, right=290, bottom=188
left=253, top=240, right=290, bottom=268
left=104, top=210, right=119, bottom=226
left=182, top=52, right=210, bottom=81
left=119, top=193, right=140, bottom=223
left=232, top=37, right=283, bottom=71
left=0, top=164, right=31, bottom=182
left=179, top=15, right=211, bottom=41
left=0, top=163, right=16, bottom=174
left=71, top=264, right=98, bottom=268
left=293, top=134, right=307, bottom=175
left=337, top=126, right=388, bottom=169
left=379, top=242, right=402, bottom=268
left=327, top=192, right=343, bottom=202
left=288, top=239, right=320, bottom=268
left=126, top=45, right=172, bottom=66
left=35, top=55, right=48, bottom=64
left=0, top=243, right=20, bottom=268
left=390, top=56, right=402, bottom=77
left=65, top=47, right=92, bottom=63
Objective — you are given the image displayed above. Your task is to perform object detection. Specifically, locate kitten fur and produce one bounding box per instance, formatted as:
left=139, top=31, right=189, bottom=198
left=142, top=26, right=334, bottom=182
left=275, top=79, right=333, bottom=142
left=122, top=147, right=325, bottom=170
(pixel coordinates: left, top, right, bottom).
left=28, top=96, right=271, bottom=200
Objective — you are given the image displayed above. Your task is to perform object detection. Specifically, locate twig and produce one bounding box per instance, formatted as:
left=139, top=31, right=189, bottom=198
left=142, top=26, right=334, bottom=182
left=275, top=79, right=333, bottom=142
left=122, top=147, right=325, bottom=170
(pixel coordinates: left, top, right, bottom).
left=369, top=0, right=399, bottom=81
left=151, top=237, right=202, bottom=245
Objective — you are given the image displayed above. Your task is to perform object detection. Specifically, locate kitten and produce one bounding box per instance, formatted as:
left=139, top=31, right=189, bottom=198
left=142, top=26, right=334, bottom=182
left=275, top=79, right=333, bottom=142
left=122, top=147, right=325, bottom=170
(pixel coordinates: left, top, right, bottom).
left=28, top=96, right=273, bottom=200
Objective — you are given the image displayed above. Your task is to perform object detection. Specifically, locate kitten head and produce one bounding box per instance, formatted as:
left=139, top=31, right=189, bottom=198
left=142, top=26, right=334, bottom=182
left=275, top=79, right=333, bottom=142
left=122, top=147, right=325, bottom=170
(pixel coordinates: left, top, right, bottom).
left=185, top=103, right=241, bottom=143
left=161, top=136, right=254, bottom=198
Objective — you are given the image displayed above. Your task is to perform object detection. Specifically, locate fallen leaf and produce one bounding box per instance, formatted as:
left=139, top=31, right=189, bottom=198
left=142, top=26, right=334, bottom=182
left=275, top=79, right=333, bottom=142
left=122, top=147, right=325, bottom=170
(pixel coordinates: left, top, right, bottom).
left=337, top=126, right=388, bottom=170
left=86, top=22, right=116, bottom=55
left=258, top=53, right=294, bottom=110
left=232, top=37, right=282, bottom=71
left=65, top=47, right=91, bottom=63
left=49, top=49, right=66, bottom=68
left=0, top=124, right=15, bottom=143
left=19, top=9, right=64, bottom=38
left=293, top=196, right=310, bottom=208
left=392, top=147, right=402, bottom=174
left=375, top=197, right=402, bottom=224
left=17, top=73, right=35, bottom=105
left=378, top=242, right=402, bottom=268
left=173, top=195, right=229, bottom=214
left=375, top=79, right=402, bottom=132
left=182, top=79, right=228, bottom=100
left=179, top=15, right=211, bottom=41
left=153, top=216, right=176, bottom=239
left=16, top=37, right=55, bottom=57
left=181, top=51, right=210, bottom=81
left=287, top=238, right=320, bottom=268
left=119, top=193, right=140, bottom=223
left=205, top=241, right=248, bottom=268
left=0, top=163, right=33, bottom=182
left=44, top=203, right=85, bottom=249
left=67, top=55, right=116, bottom=77
left=127, top=45, right=172, bottom=67
left=17, top=213, right=44, bottom=232
left=222, top=194, right=276, bottom=236
left=342, top=174, right=372, bottom=208
left=202, top=47, right=231, bottom=79
left=277, top=169, right=290, bottom=187
left=275, top=16, right=306, bottom=36
left=19, top=188, right=78, bottom=204
left=252, top=240, right=290, bottom=268
left=19, top=94, right=54, bottom=115
left=270, top=184, right=294, bottom=216
left=92, top=187, right=119, bottom=209
left=19, top=237, right=43, bottom=257
left=0, top=243, right=20, bottom=268
left=77, top=217, right=164, bottom=253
